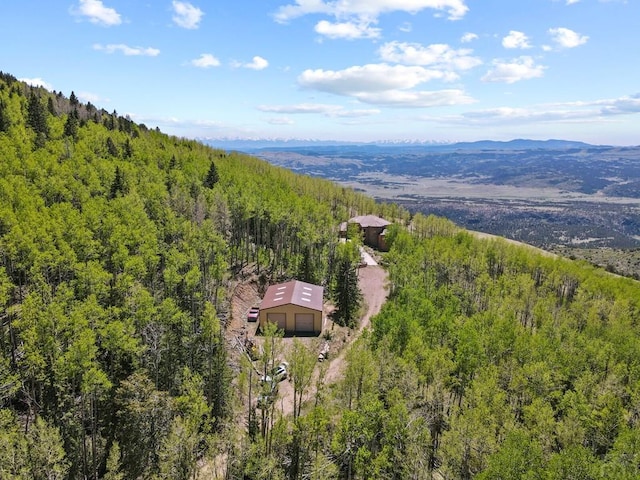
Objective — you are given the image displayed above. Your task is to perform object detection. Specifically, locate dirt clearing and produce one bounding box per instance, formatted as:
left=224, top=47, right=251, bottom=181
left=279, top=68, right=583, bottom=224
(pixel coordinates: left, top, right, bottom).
left=226, top=260, right=389, bottom=419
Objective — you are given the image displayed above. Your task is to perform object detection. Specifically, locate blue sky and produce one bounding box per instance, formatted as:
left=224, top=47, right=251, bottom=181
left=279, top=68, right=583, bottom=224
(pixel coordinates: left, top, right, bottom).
left=1, top=0, right=638, bottom=145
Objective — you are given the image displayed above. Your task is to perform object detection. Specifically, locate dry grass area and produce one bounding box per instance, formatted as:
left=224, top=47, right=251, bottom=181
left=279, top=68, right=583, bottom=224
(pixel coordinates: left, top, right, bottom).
left=551, top=246, right=640, bottom=279
left=469, top=230, right=558, bottom=258
left=342, top=173, right=640, bottom=205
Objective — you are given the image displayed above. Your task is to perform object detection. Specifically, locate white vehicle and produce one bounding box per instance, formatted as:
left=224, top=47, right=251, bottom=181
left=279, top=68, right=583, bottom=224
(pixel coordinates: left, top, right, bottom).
left=273, top=361, right=289, bottom=382
left=261, top=361, right=289, bottom=384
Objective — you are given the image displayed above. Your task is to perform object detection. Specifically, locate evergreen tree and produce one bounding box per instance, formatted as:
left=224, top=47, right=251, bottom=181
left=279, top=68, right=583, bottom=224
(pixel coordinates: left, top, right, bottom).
left=203, top=160, right=219, bottom=188
left=106, top=137, right=119, bottom=157
left=46, top=97, right=57, bottom=116
left=63, top=108, right=79, bottom=140
left=123, top=138, right=133, bottom=158
left=105, top=111, right=117, bottom=130
left=296, top=245, right=317, bottom=285
left=110, top=166, right=125, bottom=199
left=27, top=91, right=49, bottom=138
left=332, top=241, right=362, bottom=328
left=0, top=99, right=10, bottom=132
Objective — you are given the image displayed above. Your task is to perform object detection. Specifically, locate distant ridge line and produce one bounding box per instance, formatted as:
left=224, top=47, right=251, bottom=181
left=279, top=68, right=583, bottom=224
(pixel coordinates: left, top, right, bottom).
left=202, top=138, right=612, bottom=152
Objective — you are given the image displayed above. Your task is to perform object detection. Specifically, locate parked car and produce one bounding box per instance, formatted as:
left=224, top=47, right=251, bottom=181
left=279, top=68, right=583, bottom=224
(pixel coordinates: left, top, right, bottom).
left=247, top=307, right=260, bottom=322
left=260, top=361, right=289, bottom=384
left=273, top=361, right=289, bottom=382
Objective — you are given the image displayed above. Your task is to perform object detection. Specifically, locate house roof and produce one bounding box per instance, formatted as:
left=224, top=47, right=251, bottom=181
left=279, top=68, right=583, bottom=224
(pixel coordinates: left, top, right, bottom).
left=260, top=280, right=324, bottom=312
left=349, top=215, right=391, bottom=228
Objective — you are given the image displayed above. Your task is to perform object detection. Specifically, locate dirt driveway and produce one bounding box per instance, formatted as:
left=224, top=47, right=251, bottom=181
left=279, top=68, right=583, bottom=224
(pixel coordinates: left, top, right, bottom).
left=324, top=264, right=387, bottom=382
left=273, top=263, right=388, bottom=416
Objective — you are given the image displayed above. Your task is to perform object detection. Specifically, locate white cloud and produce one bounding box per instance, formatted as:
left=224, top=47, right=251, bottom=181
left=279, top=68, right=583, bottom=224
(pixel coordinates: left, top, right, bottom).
left=548, top=27, right=588, bottom=48
left=247, top=56, right=269, bottom=70
left=298, top=63, right=474, bottom=107
left=274, top=0, right=469, bottom=23
left=398, top=22, right=412, bottom=33
left=19, top=77, right=54, bottom=90
left=258, top=103, right=380, bottom=117
left=234, top=56, right=269, bottom=70
left=378, top=41, right=482, bottom=71
left=458, top=106, right=592, bottom=125
left=461, top=32, right=478, bottom=43
left=590, top=94, right=640, bottom=115
left=566, top=0, right=580, bottom=4
left=334, top=108, right=381, bottom=118
left=438, top=94, right=640, bottom=127
left=482, top=56, right=546, bottom=83
left=93, top=43, right=160, bottom=56
left=266, top=117, right=295, bottom=125
left=71, top=0, right=121, bottom=26
left=172, top=1, right=204, bottom=29
left=259, top=103, right=343, bottom=114
left=299, top=64, right=455, bottom=94
left=190, top=53, right=220, bottom=68
left=315, top=20, right=381, bottom=39
left=355, top=89, right=475, bottom=108
left=502, top=30, right=531, bottom=49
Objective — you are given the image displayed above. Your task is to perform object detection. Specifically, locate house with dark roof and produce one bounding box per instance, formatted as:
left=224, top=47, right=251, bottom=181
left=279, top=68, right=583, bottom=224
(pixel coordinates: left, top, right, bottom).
left=340, top=214, right=392, bottom=251
left=258, top=280, right=324, bottom=335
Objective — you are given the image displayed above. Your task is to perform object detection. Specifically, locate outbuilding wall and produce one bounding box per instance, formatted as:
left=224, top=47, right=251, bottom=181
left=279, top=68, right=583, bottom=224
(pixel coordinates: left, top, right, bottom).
left=259, top=304, right=323, bottom=335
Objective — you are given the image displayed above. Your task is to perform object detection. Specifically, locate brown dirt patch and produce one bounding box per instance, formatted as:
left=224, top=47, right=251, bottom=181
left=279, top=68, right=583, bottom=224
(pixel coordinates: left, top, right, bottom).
left=224, top=262, right=388, bottom=420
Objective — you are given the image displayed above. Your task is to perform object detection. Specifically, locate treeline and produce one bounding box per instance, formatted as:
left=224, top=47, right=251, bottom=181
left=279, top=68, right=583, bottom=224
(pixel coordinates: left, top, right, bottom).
left=0, top=73, right=398, bottom=479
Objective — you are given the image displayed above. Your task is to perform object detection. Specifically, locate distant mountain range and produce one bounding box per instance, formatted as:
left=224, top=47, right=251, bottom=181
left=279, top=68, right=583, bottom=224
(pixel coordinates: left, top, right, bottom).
left=203, top=138, right=607, bottom=153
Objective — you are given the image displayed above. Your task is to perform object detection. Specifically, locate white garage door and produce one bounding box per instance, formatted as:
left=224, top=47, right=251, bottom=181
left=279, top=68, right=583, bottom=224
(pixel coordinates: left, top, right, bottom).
left=267, top=313, right=286, bottom=330
left=295, top=313, right=315, bottom=332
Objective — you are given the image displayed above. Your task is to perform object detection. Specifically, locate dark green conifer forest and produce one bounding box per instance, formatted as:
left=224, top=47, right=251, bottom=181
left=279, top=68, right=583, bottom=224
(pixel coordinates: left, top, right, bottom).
left=1, top=72, right=640, bottom=479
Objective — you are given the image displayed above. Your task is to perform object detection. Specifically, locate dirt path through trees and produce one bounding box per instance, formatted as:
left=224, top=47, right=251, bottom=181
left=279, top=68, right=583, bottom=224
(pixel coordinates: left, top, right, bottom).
left=324, top=264, right=388, bottom=383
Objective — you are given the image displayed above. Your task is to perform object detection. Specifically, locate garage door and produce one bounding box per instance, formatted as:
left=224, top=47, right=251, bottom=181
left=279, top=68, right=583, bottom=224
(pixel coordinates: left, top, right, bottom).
left=295, top=313, right=315, bottom=332
left=266, top=313, right=286, bottom=331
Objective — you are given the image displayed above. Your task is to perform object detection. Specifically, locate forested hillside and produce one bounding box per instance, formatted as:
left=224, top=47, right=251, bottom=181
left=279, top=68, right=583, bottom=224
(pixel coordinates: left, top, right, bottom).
left=235, top=215, right=640, bottom=479
left=364, top=220, right=640, bottom=478
left=0, top=72, right=399, bottom=479
left=2, top=71, right=640, bottom=480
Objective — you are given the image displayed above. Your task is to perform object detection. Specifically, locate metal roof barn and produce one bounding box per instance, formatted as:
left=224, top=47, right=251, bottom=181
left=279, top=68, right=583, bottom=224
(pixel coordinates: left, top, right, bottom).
left=259, top=280, right=324, bottom=335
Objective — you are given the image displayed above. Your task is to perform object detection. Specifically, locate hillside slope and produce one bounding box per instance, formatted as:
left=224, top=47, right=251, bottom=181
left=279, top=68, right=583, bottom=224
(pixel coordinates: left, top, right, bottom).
left=0, top=73, right=393, bottom=479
